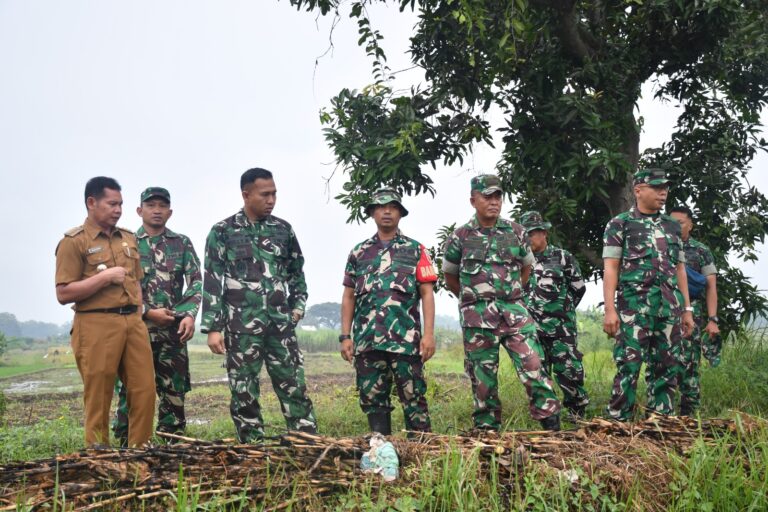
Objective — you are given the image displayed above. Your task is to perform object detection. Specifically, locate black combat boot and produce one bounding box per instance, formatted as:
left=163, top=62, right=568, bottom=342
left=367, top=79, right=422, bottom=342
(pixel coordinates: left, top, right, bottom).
left=540, top=414, right=561, bottom=432
left=679, top=404, right=694, bottom=417
left=297, top=424, right=318, bottom=435
left=368, top=412, right=392, bottom=436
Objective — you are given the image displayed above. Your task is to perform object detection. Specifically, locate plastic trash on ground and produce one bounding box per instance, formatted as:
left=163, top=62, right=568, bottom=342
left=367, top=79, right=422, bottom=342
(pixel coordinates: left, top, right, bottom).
left=360, top=433, right=399, bottom=482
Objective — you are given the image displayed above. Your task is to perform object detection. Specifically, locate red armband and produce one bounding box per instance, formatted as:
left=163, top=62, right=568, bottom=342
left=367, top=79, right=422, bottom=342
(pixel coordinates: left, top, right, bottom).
left=416, top=244, right=438, bottom=283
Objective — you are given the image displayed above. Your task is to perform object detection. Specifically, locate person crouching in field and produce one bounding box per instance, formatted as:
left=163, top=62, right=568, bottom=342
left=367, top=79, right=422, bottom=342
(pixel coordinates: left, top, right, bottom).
left=340, top=188, right=437, bottom=436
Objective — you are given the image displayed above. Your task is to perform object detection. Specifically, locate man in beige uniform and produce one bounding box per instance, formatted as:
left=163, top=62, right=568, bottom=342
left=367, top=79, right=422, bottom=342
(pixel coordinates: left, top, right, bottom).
left=55, top=176, right=156, bottom=447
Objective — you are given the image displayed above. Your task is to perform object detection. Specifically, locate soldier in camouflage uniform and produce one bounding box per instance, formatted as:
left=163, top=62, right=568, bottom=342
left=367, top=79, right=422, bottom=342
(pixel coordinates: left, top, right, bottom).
left=443, top=175, right=562, bottom=431
left=670, top=206, right=720, bottom=415
left=112, top=187, right=202, bottom=444
left=602, top=169, right=695, bottom=421
left=521, top=211, right=589, bottom=418
left=201, top=168, right=316, bottom=442
left=340, top=188, right=438, bottom=436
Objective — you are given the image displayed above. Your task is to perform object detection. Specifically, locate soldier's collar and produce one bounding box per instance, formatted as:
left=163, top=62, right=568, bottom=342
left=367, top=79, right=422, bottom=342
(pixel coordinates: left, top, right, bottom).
left=236, top=209, right=275, bottom=226
left=136, top=226, right=177, bottom=239
left=372, top=229, right=403, bottom=244
left=83, top=217, right=121, bottom=240
left=469, top=214, right=504, bottom=229
left=629, top=206, right=661, bottom=220
left=535, top=244, right=552, bottom=257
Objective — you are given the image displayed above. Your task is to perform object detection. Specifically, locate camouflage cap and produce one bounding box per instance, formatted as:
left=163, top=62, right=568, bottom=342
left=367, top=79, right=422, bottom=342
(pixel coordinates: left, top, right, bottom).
left=366, top=188, right=409, bottom=217
left=520, top=211, right=552, bottom=232
left=470, top=174, right=503, bottom=195
left=140, top=187, right=171, bottom=203
left=633, top=168, right=669, bottom=186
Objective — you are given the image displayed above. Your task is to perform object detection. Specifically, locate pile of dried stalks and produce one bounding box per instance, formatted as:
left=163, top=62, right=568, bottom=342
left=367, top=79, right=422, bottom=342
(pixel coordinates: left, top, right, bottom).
left=0, top=415, right=758, bottom=511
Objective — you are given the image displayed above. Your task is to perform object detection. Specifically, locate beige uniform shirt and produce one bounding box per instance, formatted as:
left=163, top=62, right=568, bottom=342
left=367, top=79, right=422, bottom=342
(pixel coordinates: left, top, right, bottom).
left=55, top=217, right=143, bottom=311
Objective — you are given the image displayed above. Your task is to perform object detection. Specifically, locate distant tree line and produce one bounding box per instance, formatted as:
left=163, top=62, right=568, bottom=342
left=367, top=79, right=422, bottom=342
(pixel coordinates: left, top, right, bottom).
left=0, top=312, right=69, bottom=339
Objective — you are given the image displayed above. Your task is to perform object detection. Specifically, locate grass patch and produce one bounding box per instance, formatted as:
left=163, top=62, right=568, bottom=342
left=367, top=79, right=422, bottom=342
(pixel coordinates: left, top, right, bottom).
left=2, top=329, right=768, bottom=510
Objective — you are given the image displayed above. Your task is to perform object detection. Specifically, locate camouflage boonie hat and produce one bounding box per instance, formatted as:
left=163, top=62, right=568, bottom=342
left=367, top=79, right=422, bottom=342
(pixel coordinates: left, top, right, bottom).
left=470, top=174, right=503, bottom=195
left=141, top=187, right=171, bottom=203
left=366, top=188, right=409, bottom=217
left=633, top=168, right=669, bottom=186
left=520, top=211, right=552, bottom=232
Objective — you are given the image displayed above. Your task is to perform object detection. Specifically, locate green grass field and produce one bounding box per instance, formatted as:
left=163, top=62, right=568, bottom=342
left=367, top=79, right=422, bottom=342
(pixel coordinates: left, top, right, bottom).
left=1, top=327, right=767, bottom=510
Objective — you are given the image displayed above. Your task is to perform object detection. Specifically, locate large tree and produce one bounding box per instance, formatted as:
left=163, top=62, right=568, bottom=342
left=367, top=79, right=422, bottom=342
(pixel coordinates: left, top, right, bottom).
left=285, top=0, right=768, bottom=334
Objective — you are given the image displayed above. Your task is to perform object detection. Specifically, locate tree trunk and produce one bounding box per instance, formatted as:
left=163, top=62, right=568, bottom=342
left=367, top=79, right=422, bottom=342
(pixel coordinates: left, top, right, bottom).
left=605, top=105, right=638, bottom=216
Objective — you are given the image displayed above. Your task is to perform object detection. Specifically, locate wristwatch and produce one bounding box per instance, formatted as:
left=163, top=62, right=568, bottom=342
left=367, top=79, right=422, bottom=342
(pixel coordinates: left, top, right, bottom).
left=683, top=306, right=694, bottom=313
left=708, top=316, right=720, bottom=323
left=338, top=334, right=351, bottom=343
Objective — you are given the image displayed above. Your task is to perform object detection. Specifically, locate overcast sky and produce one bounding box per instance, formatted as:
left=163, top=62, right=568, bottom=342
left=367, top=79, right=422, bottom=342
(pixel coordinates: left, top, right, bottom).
left=1, top=1, right=765, bottom=325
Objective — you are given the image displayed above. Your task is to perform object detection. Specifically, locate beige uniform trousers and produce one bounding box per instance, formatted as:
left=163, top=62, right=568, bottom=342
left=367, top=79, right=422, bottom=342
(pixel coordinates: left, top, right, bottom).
left=72, top=311, right=155, bottom=447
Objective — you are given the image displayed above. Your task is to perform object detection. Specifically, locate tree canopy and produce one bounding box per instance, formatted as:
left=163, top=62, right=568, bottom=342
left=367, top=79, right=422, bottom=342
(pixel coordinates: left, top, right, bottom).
left=285, top=0, right=768, bottom=335
left=303, top=302, right=343, bottom=329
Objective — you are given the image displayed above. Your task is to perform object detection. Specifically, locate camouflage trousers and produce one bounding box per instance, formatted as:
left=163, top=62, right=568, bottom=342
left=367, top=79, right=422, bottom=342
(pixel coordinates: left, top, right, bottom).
left=225, top=322, right=317, bottom=443
left=701, top=331, right=722, bottom=368
left=679, top=312, right=718, bottom=414
left=679, top=323, right=702, bottom=415
left=463, top=316, right=561, bottom=429
left=113, top=327, right=191, bottom=440
left=693, top=300, right=721, bottom=368
left=607, top=313, right=683, bottom=421
left=354, top=350, right=431, bottom=432
left=537, top=333, right=589, bottom=411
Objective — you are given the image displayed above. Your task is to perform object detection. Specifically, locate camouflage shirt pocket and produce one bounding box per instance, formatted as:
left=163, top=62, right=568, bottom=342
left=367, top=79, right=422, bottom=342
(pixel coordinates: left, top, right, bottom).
left=497, top=233, right=523, bottom=262
left=461, top=237, right=487, bottom=275
left=391, top=250, right=418, bottom=294
left=354, top=257, right=376, bottom=295
left=268, top=233, right=291, bottom=259
left=623, top=229, right=652, bottom=261
left=228, top=238, right=263, bottom=281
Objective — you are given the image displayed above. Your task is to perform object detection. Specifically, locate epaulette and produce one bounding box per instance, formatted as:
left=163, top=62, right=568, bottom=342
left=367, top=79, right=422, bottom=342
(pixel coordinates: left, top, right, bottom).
left=64, top=225, right=84, bottom=237
left=117, top=226, right=136, bottom=235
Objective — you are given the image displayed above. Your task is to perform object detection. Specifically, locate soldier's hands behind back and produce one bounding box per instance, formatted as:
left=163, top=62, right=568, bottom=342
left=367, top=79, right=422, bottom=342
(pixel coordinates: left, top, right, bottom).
left=420, top=333, right=436, bottom=362
left=340, top=338, right=354, bottom=364
left=603, top=309, right=620, bottom=337
left=177, top=316, right=195, bottom=342
left=207, top=331, right=226, bottom=355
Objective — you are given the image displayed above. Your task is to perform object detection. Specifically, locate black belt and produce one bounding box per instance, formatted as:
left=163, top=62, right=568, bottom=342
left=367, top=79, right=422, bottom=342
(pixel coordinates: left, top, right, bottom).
left=78, top=306, right=138, bottom=315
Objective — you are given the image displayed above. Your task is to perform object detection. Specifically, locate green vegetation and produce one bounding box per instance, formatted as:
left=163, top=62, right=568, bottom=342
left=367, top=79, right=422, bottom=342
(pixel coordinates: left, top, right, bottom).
left=2, top=325, right=767, bottom=509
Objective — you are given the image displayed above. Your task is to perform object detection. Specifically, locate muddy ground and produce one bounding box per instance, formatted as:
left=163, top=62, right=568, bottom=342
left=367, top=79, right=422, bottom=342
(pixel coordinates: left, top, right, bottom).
left=2, top=372, right=469, bottom=428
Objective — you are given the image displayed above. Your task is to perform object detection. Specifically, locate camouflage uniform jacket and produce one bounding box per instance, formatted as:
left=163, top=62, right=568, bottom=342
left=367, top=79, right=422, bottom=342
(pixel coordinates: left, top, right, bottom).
left=201, top=210, right=307, bottom=334
left=526, top=245, right=586, bottom=336
left=137, top=226, right=202, bottom=327
left=602, top=207, right=686, bottom=318
left=442, top=215, right=535, bottom=330
left=682, top=237, right=716, bottom=317
left=343, top=231, right=437, bottom=356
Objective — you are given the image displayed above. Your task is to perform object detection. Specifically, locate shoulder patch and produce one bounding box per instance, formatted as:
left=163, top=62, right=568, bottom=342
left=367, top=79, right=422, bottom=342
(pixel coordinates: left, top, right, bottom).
left=117, top=226, right=137, bottom=236
left=64, top=225, right=84, bottom=237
